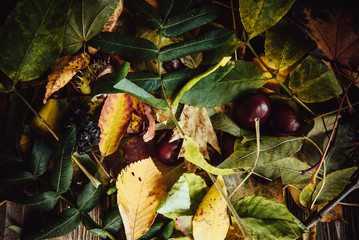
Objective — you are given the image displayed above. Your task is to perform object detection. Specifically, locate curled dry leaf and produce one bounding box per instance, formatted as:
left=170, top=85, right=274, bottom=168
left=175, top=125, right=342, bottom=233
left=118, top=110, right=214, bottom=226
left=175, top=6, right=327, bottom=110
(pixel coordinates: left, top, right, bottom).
left=44, top=53, right=90, bottom=103
left=192, top=175, right=229, bottom=240
left=116, top=157, right=167, bottom=240
left=98, top=93, right=133, bottom=157
left=172, top=104, right=220, bottom=160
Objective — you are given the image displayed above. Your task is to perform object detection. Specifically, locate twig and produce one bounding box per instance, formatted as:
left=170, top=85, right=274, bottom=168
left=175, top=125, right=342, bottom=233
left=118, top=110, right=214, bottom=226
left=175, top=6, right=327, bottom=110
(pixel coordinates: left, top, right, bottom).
left=91, top=151, right=112, bottom=180
left=304, top=174, right=359, bottom=228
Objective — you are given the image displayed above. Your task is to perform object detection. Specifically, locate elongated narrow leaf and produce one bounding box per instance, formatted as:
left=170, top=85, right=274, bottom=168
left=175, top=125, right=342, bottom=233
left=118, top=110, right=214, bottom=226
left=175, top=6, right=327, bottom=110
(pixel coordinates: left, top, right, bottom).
left=239, top=0, right=296, bottom=40
left=157, top=173, right=208, bottom=219
left=30, top=136, right=53, bottom=176
left=88, top=32, right=158, bottom=61
left=16, top=191, right=59, bottom=211
left=0, top=171, right=35, bottom=186
left=163, top=6, right=221, bottom=37
left=50, top=125, right=76, bottom=194
left=163, top=67, right=205, bottom=90
left=210, top=113, right=241, bottom=137
left=289, top=56, right=342, bottom=103
left=181, top=60, right=268, bottom=107
left=313, top=167, right=358, bottom=204
left=218, top=136, right=303, bottom=170
left=127, top=72, right=162, bottom=91
left=0, top=0, right=71, bottom=82
left=125, top=0, right=162, bottom=30
left=114, top=79, right=168, bottom=110
left=102, top=207, right=123, bottom=234
left=184, top=136, right=236, bottom=175
left=92, top=63, right=131, bottom=96
left=160, top=0, right=191, bottom=20
left=98, top=93, right=133, bottom=157
left=116, top=158, right=167, bottom=240
left=77, top=176, right=102, bottom=212
left=62, top=0, right=120, bottom=55
left=159, top=29, right=235, bottom=62
left=233, top=195, right=306, bottom=240
left=24, top=208, right=82, bottom=240
left=193, top=176, right=229, bottom=240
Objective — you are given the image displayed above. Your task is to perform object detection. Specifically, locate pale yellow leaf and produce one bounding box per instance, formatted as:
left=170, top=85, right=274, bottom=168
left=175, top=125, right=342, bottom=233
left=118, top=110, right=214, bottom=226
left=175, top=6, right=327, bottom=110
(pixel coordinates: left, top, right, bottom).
left=193, top=176, right=229, bottom=240
left=172, top=105, right=220, bottom=160
left=44, top=53, right=90, bottom=103
left=116, top=158, right=167, bottom=240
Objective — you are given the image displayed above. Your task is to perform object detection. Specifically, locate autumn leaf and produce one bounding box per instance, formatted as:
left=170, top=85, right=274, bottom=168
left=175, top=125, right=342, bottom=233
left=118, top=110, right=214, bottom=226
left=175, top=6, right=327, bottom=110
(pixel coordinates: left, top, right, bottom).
left=44, top=53, right=90, bottom=103
left=171, top=104, right=220, bottom=160
left=116, top=158, right=167, bottom=240
left=98, top=93, right=133, bottom=157
left=192, top=175, right=229, bottom=240
left=294, top=2, right=359, bottom=70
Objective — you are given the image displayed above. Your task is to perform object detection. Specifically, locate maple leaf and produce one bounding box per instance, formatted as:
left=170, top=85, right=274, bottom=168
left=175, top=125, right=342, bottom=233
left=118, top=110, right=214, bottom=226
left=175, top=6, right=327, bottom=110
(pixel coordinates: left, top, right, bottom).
left=171, top=105, right=220, bottom=160
left=116, top=157, right=167, bottom=240
left=294, top=2, right=359, bottom=70
left=44, top=53, right=90, bottom=103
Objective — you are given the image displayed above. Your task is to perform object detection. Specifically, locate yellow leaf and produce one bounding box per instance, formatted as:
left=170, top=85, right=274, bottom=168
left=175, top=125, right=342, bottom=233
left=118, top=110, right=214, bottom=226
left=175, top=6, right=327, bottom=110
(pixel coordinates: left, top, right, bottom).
left=44, top=53, right=90, bottom=103
left=99, top=93, right=133, bottom=156
left=193, top=176, right=229, bottom=240
left=116, top=158, right=167, bottom=240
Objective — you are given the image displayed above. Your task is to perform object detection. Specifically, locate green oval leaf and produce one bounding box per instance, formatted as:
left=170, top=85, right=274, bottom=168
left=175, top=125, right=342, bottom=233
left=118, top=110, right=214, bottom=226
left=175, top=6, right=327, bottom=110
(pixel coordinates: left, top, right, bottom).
left=163, top=67, right=205, bottom=91
left=239, top=0, right=296, bottom=40
left=157, top=173, right=208, bottom=219
left=16, top=191, right=59, bottom=211
left=159, top=29, right=235, bottom=62
left=233, top=195, right=306, bottom=240
left=265, top=20, right=313, bottom=70
left=113, top=78, right=168, bottom=110
left=88, top=32, right=158, bottom=61
left=30, top=136, right=53, bottom=176
left=289, top=56, right=342, bottom=103
left=50, top=125, right=76, bottom=194
left=125, top=0, right=162, bottom=30
left=162, top=6, right=221, bottom=37
left=24, top=208, right=82, bottom=240
left=313, top=167, right=358, bottom=204
left=62, top=0, right=120, bottom=55
left=77, top=175, right=102, bottom=212
left=180, top=60, right=268, bottom=107
left=0, top=0, right=71, bottom=82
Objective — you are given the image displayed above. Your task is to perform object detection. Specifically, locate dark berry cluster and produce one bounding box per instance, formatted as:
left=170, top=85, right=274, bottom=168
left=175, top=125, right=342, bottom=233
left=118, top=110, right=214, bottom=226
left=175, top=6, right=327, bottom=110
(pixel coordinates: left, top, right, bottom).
left=66, top=104, right=101, bottom=155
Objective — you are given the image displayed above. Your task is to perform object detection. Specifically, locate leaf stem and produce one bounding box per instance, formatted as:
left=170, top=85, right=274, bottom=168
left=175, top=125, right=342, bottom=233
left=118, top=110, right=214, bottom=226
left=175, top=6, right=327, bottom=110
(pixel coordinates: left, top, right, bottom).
left=14, top=90, right=59, bottom=141
left=91, top=151, right=113, bottom=180
left=208, top=173, right=253, bottom=240
left=245, top=42, right=315, bottom=116
left=229, top=118, right=261, bottom=199
left=72, top=154, right=101, bottom=188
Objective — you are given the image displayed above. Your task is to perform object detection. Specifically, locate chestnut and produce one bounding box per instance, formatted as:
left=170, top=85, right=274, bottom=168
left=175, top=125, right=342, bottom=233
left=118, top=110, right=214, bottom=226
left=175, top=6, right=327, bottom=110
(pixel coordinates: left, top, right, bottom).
left=269, top=105, right=300, bottom=136
left=233, top=93, right=271, bottom=129
left=156, top=137, right=183, bottom=165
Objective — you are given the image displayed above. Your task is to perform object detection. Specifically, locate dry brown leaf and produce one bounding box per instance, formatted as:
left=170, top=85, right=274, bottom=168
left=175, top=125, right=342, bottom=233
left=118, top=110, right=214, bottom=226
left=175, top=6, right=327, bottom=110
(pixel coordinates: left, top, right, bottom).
left=171, top=105, right=220, bottom=160
left=116, top=157, right=167, bottom=240
left=193, top=175, right=229, bottom=240
left=319, top=204, right=343, bottom=223
left=44, top=53, right=90, bottom=103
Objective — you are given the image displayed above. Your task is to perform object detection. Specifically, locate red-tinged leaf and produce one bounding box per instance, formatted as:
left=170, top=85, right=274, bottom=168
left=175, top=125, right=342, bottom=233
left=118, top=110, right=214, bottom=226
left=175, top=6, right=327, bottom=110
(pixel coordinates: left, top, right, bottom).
left=44, top=53, right=90, bottom=103
left=123, top=135, right=155, bottom=164
left=98, top=93, right=133, bottom=156
left=223, top=173, right=284, bottom=203
left=294, top=2, right=359, bottom=70
left=175, top=216, right=193, bottom=239
left=143, top=103, right=155, bottom=142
